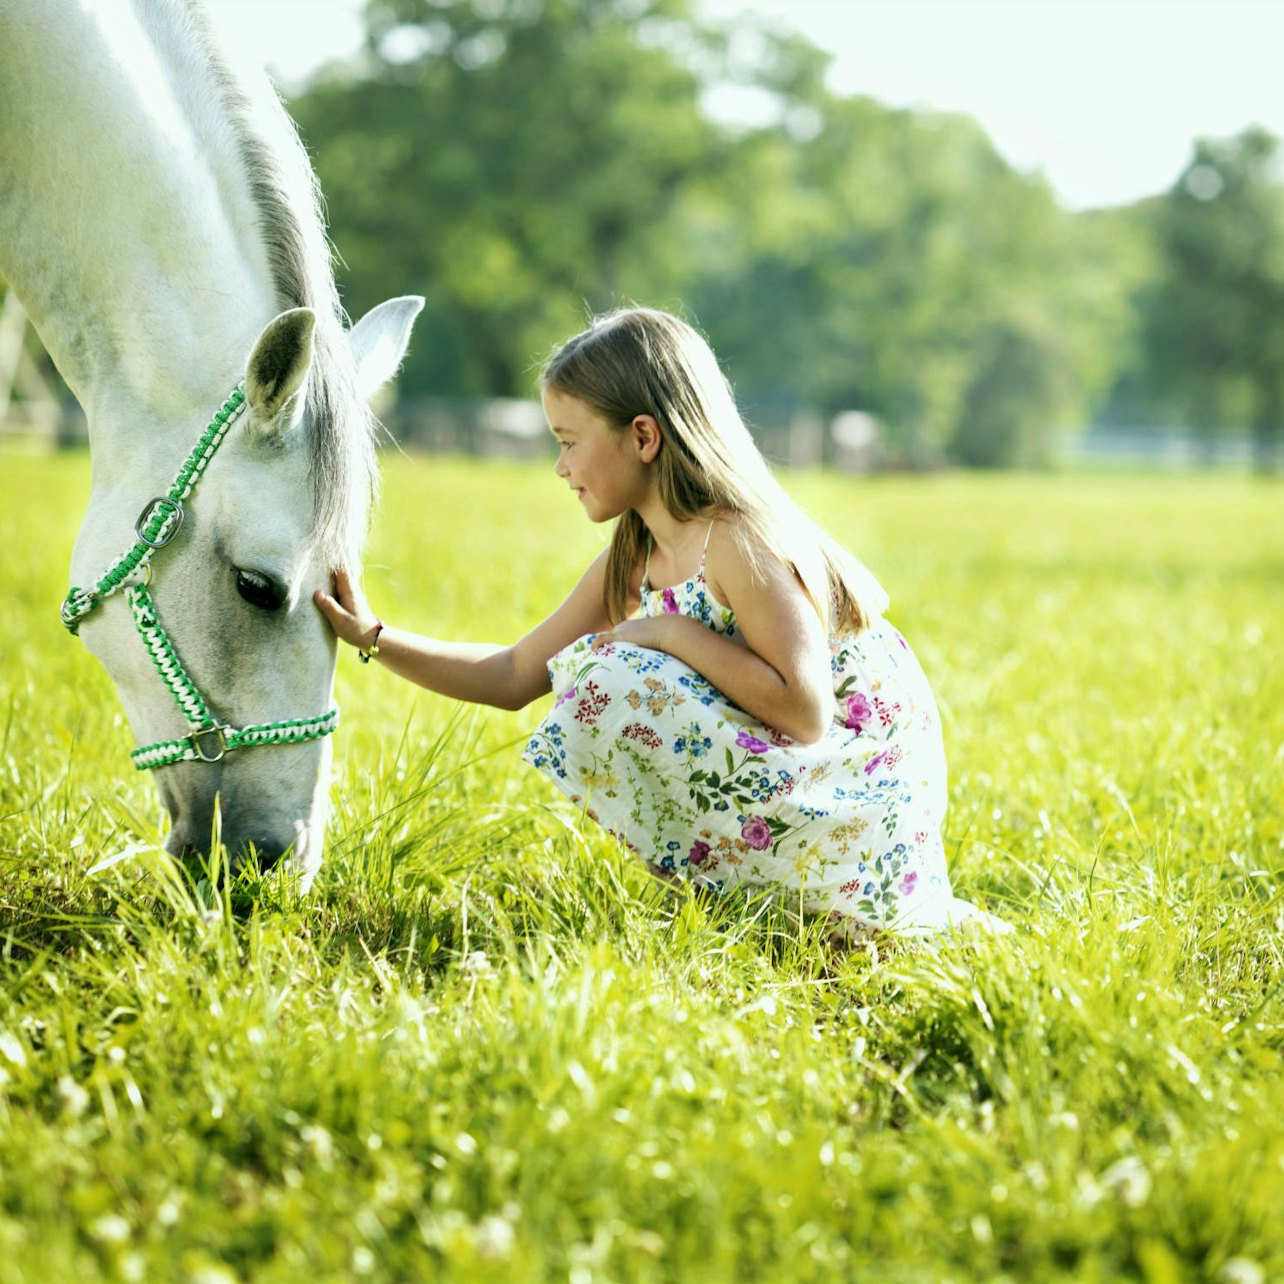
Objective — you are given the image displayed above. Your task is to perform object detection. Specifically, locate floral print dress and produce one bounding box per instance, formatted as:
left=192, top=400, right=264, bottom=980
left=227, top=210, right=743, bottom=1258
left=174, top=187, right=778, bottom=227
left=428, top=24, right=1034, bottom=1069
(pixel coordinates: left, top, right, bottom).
left=523, top=541, right=990, bottom=935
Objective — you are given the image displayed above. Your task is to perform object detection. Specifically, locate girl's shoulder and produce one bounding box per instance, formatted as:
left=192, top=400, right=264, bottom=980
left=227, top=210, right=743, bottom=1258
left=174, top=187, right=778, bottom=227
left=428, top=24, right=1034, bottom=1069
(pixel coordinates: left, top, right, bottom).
left=705, top=507, right=754, bottom=552
left=702, top=509, right=782, bottom=605
left=707, top=506, right=792, bottom=563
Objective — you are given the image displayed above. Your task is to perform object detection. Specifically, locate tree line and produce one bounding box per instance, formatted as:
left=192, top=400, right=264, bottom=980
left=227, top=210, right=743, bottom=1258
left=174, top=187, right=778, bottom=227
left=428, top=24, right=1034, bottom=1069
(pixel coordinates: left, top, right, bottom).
left=281, top=0, right=1284, bottom=469
left=5, top=0, right=1281, bottom=468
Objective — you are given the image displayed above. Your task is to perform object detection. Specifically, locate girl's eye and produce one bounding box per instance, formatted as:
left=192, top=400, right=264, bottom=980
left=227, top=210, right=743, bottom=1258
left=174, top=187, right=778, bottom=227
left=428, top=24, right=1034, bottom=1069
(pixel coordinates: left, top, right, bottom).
left=235, top=568, right=285, bottom=612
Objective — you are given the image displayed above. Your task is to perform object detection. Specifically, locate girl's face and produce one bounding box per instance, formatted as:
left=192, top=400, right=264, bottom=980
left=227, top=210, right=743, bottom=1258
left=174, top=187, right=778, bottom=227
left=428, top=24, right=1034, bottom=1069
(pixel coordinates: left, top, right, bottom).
left=544, top=387, right=650, bottom=523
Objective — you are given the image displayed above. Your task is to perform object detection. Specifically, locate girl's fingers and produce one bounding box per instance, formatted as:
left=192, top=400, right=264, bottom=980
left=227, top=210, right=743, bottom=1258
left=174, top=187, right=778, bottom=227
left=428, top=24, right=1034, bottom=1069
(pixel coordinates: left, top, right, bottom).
left=318, top=570, right=381, bottom=651
left=314, top=592, right=341, bottom=629
left=331, top=566, right=365, bottom=614
left=315, top=584, right=381, bottom=651
left=314, top=589, right=351, bottom=626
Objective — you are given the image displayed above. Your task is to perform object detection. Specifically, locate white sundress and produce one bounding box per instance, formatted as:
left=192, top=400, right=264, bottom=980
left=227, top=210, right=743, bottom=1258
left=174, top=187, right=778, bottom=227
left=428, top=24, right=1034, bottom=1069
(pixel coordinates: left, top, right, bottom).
left=522, top=535, right=996, bottom=936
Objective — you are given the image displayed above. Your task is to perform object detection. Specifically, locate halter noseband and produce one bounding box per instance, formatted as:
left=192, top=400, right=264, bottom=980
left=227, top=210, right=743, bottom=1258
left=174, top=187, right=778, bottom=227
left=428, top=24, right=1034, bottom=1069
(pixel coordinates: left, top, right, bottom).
left=60, top=382, right=339, bottom=770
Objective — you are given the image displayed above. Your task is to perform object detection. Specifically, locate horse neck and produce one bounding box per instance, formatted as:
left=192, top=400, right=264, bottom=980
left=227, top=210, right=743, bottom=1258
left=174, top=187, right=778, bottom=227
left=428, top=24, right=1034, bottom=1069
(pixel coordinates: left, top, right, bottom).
left=0, top=1, right=289, bottom=482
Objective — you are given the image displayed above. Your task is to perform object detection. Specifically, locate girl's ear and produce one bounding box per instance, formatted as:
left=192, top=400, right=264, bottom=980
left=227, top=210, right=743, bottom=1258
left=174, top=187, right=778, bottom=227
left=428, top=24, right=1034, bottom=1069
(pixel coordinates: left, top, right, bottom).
left=631, top=414, right=663, bottom=464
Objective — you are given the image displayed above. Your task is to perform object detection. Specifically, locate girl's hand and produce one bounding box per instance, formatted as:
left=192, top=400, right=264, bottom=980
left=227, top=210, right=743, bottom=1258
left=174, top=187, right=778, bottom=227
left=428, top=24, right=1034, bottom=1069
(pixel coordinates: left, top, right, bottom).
left=314, top=567, right=382, bottom=650
left=589, top=617, right=674, bottom=653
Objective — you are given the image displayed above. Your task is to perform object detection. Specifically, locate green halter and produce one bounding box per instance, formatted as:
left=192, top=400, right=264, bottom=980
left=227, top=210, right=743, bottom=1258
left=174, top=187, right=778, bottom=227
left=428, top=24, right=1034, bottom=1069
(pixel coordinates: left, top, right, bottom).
left=60, top=383, right=339, bottom=770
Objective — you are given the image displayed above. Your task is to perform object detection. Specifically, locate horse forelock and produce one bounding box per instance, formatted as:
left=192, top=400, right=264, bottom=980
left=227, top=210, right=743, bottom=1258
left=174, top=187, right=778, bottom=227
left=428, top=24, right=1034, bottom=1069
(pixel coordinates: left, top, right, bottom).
left=177, top=0, right=376, bottom=568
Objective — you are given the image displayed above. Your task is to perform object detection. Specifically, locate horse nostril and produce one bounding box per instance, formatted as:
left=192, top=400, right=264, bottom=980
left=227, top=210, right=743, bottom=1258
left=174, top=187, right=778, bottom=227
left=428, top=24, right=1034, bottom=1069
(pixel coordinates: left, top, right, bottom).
left=227, top=839, right=290, bottom=876
left=168, top=833, right=292, bottom=878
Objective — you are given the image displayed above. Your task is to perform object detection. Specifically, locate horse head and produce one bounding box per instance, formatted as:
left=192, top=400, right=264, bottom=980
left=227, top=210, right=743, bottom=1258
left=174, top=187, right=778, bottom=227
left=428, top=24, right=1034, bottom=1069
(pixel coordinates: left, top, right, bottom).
left=68, top=297, right=422, bottom=885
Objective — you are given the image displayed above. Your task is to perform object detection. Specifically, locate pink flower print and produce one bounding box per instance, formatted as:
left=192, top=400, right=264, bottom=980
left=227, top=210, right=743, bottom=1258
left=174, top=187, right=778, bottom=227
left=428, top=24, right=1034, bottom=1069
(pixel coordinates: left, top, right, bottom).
left=740, top=816, right=772, bottom=851
left=735, top=730, right=770, bottom=754
left=860, top=744, right=902, bottom=776
left=688, top=840, right=713, bottom=868
left=661, top=587, right=679, bottom=614
left=898, top=871, right=918, bottom=897
left=843, top=692, right=873, bottom=733
left=555, top=685, right=577, bottom=709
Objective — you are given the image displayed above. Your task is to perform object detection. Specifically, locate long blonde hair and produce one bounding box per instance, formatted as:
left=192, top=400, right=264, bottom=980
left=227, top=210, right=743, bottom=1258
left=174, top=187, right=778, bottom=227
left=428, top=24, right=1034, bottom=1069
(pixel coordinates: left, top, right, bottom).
left=541, top=308, right=889, bottom=631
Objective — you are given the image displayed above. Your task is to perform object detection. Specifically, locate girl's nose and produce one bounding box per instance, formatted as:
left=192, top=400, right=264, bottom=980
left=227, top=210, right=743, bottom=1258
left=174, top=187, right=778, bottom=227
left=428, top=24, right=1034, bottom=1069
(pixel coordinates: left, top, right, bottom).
left=554, top=454, right=568, bottom=479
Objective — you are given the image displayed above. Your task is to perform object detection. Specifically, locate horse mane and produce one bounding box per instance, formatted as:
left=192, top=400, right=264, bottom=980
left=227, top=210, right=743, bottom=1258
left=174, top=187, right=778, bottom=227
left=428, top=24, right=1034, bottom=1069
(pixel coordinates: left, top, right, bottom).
left=174, top=0, right=377, bottom=565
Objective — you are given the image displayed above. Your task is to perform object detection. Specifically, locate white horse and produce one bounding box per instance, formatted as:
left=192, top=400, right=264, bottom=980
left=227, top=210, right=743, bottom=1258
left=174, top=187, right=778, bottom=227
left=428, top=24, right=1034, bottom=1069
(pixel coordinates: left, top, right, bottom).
left=0, top=0, right=422, bottom=884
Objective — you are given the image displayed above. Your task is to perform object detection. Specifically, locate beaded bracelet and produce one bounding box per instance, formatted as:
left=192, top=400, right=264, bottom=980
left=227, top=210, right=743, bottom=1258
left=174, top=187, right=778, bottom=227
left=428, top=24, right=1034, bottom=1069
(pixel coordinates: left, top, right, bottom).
left=358, top=621, right=384, bottom=664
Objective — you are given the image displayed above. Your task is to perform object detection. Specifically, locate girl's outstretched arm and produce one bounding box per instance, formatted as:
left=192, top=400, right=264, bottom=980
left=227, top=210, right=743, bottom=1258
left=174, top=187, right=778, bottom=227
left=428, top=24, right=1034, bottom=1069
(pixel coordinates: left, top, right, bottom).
left=315, top=555, right=613, bottom=712
left=591, top=519, right=833, bottom=743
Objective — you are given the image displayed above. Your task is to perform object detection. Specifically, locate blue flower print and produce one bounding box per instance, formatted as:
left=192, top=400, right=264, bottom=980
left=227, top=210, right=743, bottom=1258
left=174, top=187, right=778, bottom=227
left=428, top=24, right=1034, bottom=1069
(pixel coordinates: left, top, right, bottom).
left=524, top=723, right=567, bottom=777
left=677, top=672, right=720, bottom=706
left=673, top=723, right=713, bottom=761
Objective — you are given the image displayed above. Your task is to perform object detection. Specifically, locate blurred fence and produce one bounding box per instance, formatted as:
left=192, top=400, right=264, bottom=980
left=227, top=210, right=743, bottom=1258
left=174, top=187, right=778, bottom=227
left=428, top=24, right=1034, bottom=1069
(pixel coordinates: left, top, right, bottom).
left=0, top=291, right=86, bottom=452
left=1057, top=425, right=1255, bottom=468
left=1, top=386, right=1257, bottom=473
left=0, top=404, right=86, bottom=453
left=380, top=397, right=883, bottom=471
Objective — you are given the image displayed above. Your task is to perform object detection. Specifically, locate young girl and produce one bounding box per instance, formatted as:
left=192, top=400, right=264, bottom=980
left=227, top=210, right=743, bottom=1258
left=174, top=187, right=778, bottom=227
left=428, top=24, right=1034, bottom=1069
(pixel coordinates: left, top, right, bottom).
left=316, top=308, right=1000, bottom=937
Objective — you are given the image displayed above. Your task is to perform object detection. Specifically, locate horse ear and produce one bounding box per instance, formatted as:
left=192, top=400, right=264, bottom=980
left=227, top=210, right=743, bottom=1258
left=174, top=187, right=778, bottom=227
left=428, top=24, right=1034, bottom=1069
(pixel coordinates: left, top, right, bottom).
left=244, top=308, right=316, bottom=440
left=348, top=296, right=424, bottom=401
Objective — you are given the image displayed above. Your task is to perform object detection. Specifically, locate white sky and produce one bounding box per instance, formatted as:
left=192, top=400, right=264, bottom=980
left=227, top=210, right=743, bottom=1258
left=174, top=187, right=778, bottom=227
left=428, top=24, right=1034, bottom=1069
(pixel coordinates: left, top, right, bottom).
left=207, top=0, right=1284, bottom=210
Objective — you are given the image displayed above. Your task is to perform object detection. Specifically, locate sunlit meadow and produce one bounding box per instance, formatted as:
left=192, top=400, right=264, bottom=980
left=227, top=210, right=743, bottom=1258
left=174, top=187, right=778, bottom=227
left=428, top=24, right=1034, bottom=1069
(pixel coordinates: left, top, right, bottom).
left=0, top=452, right=1281, bottom=1283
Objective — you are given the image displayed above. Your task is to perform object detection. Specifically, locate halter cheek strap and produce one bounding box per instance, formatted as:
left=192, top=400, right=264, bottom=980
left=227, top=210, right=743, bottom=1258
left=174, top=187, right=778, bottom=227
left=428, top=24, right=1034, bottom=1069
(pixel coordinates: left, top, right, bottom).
left=60, top=382, right=340, bottom=771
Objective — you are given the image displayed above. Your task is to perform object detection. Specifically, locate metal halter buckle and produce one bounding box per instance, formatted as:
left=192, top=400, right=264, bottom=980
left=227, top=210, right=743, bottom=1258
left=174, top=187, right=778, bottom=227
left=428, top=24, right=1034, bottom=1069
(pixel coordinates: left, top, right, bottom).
left=135, top=497, right=185, bottom=548
left=189, top=725, right=229, bottom=763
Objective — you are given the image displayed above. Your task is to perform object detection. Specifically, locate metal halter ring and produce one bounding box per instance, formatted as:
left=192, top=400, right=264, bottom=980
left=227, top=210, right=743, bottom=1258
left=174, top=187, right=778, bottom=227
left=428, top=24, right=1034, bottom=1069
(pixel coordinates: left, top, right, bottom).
left=189, top=724, right=229, bottom=763
left=134, top=497, right=185, bottom=548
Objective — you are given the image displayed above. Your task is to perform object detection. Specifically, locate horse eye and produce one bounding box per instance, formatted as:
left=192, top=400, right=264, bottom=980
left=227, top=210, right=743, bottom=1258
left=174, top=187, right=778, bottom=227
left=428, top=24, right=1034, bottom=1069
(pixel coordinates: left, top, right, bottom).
left=235, top=568, right=285, bottom=612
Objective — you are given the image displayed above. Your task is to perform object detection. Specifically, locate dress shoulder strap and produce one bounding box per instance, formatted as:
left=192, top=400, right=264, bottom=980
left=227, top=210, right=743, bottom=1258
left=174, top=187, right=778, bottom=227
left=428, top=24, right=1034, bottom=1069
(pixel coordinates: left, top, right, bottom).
left=697, top=518, right=716, bottom=575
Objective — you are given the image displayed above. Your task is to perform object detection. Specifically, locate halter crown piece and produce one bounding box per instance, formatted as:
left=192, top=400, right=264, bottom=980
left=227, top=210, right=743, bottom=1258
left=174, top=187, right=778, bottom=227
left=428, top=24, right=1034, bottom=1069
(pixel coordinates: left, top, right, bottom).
left=60, top=382, right=339, bottom=770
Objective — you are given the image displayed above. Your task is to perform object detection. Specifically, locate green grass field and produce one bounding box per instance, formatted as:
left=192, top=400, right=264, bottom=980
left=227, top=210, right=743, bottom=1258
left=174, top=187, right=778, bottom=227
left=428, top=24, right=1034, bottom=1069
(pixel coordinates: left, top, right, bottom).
left=1, top=453, right=1281, bottom=1283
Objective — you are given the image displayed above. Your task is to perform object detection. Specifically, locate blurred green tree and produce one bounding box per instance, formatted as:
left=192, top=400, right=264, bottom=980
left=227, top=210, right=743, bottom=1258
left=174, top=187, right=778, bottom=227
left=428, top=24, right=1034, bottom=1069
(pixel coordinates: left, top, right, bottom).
left=292, top=0, right=722, bottom=398
left=1144, top=126, right=1284, bottom=471
left=948, top=306, right=1071, bottom=467
left=257, top=3, right=1155, bottom=466
left=686, top=71, right=1139, bottom=466
left=292, top=4, right=1144, bottom=463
